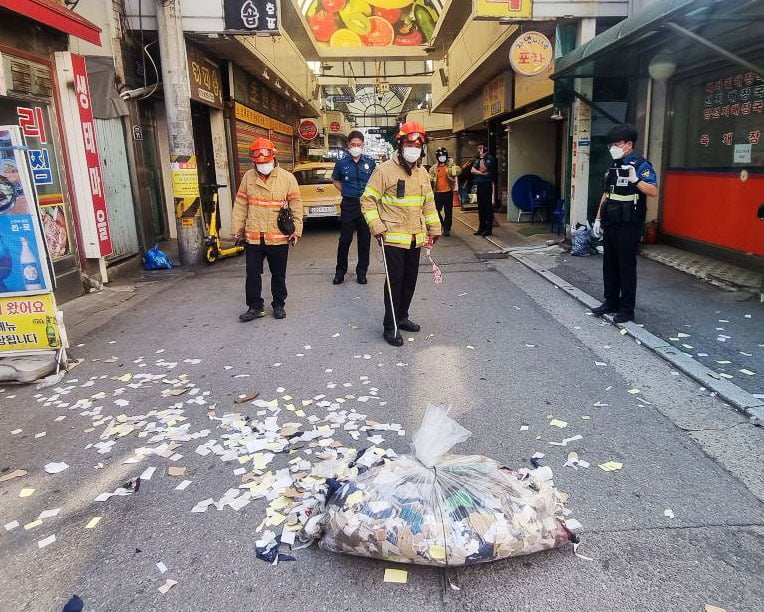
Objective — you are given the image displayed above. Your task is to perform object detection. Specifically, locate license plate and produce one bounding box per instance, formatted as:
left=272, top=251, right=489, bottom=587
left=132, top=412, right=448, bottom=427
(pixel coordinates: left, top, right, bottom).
left=309, top=206, right=335, bottom=214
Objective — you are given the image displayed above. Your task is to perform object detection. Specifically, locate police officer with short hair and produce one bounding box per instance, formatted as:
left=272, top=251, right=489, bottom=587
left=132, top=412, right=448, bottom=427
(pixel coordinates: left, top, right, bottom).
left=332, top=130, right=376, bottom=285
left=591, top=124, right=658, bottom=323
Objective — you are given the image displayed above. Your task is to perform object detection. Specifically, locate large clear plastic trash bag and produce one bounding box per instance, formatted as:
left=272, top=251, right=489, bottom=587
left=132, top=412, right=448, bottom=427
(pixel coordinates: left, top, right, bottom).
left=319, top=405, right=571, bottom=566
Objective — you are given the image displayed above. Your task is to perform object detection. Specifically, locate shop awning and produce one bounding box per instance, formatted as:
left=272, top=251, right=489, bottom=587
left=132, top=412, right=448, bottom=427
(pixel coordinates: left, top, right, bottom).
left=0, top=0, right=101, bottom=46
left=552, top=0, right=763, bottom=80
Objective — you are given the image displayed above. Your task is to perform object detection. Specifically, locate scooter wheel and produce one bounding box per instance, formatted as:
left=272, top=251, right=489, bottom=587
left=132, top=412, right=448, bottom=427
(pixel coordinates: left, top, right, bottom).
left=204, top=245, right=218, bottom=265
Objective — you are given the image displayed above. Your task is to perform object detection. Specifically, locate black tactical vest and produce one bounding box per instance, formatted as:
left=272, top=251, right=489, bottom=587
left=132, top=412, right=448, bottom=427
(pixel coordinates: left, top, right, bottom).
left=601, top=157, right=647, bottom=226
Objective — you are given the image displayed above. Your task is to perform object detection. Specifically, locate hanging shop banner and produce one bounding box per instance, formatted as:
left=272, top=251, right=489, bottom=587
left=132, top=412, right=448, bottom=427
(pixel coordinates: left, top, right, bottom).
left=234, top=102, right=294, bottom=135
left=0, top=126, right=54, bottom=296
left=474, top=0, right=532, bottom=20
left=483, top=72, right=512, bottom=120
left=224, top=0, right=280, bottom=33
left=0, top=293, right=61, bottom=351
left=187, top=44, right=223, bottom=109
left=509, top=31, right=553, bottom=77
left=231, top=65, right=297, bottom=126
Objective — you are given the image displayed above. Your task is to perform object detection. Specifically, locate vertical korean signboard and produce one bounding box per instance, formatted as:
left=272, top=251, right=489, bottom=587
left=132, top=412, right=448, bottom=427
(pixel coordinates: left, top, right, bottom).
left=0, top=125, right=62, bottom=352
left=70, top=54, right=112, bottom=257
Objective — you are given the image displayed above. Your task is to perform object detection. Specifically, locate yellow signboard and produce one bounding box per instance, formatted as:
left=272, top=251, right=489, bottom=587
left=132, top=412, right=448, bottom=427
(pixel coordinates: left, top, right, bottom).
left=171, top=169, right=201, bottom=198
left=510, top=31, right=553, bottom=76
left=234, top=102, right=294, bottom=136
left=483, top=73, right=508, bottom=119
left=474, top=0, right=532, bottom=19
left=0, top=293, right=60, bottom=352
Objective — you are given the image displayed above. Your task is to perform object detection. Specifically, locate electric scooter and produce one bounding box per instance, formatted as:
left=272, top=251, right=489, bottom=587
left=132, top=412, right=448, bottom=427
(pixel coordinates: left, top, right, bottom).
left=201, top=183, right=244, bottom=265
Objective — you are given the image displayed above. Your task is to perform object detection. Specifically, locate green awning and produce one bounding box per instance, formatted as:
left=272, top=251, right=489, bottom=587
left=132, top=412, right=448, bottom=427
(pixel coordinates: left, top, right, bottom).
left=552, top=0, right=762, bottom=80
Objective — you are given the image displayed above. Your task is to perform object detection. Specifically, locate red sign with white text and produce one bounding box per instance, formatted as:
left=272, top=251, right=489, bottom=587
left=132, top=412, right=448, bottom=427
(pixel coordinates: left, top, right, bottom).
left=70, top=54, right=112, bottom=256
left=298, top=119, right=319, bottom=141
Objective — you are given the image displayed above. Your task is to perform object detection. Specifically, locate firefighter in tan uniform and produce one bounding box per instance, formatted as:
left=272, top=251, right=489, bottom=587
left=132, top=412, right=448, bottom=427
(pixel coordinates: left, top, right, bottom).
left=231, top=137, right=303, bottom=322
left=361, top=121, right=442, bottom=346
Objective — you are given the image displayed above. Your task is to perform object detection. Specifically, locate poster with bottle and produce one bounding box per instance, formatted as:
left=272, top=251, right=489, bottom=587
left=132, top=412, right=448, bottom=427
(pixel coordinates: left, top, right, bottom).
left=0, top=125, right=53, bottom=296
left=0, top=293, right=61, bottom=350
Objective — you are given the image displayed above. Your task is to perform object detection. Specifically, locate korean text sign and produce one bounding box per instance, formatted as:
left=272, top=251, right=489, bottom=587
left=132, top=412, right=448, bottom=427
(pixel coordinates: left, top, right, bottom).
left=70, top=54, right=112, bottom=257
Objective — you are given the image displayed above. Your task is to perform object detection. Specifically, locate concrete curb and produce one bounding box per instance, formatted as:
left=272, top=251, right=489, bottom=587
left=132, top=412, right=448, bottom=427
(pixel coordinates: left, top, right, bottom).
left=511, top=251, right=764, bottom=426
left=453, top=213, right=764, bottom=426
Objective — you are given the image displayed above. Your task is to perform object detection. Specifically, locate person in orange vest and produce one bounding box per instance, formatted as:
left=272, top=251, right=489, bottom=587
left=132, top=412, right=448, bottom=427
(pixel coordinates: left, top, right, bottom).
left=231, top=137, right=303, bottom=321
left=428, top=147, right=460, bottom=236
left=361, top=121, right=442, bottom=346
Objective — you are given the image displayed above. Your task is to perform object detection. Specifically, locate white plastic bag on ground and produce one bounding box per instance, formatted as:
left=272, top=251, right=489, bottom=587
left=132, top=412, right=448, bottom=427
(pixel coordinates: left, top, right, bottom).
left=319, top=405, right=571, bottom=566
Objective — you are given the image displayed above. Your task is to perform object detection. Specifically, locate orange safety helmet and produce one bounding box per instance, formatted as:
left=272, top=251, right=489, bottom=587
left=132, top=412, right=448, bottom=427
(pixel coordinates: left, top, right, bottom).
left=396, top=121, right=427, bottom=146
left=250, top=137, right=277, bottom=163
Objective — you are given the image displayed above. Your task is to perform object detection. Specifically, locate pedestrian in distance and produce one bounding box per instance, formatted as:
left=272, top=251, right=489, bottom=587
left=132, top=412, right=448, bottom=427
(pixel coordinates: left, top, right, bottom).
left=331, top=130, right=376, bottom=285
left=590, top=124, right=658, bottom=323
left=471, top=143, right=496, bottom=236
left=428, top=147, right=460, bottom=236
left=231, top=137, right=303, bottom=322
left=361, top=121, right=442, bottom=346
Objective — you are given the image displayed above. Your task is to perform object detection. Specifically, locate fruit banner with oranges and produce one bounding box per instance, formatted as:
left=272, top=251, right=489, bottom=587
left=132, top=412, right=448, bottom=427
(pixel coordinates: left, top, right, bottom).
left=302, top=0, right=442, bottom=48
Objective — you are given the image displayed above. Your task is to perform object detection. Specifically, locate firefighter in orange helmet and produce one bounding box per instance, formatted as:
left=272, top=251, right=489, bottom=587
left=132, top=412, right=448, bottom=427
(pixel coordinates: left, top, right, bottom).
left=360, top=121, right=442, bottom=346
left=231, top=137, right=303, bottom=321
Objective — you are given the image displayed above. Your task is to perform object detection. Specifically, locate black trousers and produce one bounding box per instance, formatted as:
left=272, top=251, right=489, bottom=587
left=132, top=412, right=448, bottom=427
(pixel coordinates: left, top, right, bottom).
left=602, top=224, right=642, bottom=314
left=434, top=191, right=452, bottom=233
left=382, top=243, right=420, bottom=331
left=245, top=240, right=289, bottom=309
left=336, top=206, right=370, bottom=277
left=476, top=182, right=493, bottom=232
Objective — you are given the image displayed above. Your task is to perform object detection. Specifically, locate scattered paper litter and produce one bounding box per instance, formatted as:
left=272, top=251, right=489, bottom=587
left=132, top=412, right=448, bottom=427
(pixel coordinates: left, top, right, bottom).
left=156, top=561, right=168, bottom=574
left=383, top=568, right=408, bottom=584
left=44, top=462, right=69, bottom=474
left=548, top=419, right=568, bottom=428
left=175, top=480, right=192, bottom=491
left=627, top=388, right=641, bottom=395
left=0, top=469, right=27, bottom=482
left=19, top=488, right=35, bottom=498
left=705, top=606, right=726, bottom=612
left=158, top=579, right=177, bottom=594
left=85, top=517, right=102, bottom=529
left=168, top=466, right=186, bottom=477
left=34, top=432, right=47, bottom=439
left=24, top=519, right=43, bottom=530
left=664, top=508, right=675, bottom=519
left=10, top=429, right=22, bottom=435
left=140, top=466, right=156, bottom=481
left=38, top=508, right=60, bottom=520
left=739, top=369, right=755, bottom=376
left=4, top=521, right=19, bottom=531
left=598, top=461, right=623, bottom=472
left=37, top=534, right=56, bottom=548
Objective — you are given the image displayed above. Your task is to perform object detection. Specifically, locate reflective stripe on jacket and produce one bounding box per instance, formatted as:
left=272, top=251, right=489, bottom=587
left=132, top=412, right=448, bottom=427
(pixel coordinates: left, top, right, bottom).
left=231, top=167, right=303, bottom=245
left=361, top=157, right=442, bottom=248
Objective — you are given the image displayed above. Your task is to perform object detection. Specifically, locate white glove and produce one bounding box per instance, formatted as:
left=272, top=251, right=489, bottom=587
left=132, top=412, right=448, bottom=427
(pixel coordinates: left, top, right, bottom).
left=592, top=219, right=602, bottom=238
left=622, top=164, right=639, bottom=184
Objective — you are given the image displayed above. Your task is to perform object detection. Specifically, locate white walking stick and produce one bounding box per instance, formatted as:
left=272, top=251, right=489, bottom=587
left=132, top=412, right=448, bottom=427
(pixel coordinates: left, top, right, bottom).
left=378, top=237, right=398, bottom=338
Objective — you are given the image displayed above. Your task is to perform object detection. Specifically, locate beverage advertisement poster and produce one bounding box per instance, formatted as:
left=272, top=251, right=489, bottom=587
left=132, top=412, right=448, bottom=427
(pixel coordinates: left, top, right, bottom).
left=0, top=293, right=61, bottom=351
left=0, top=126, right=53, bottom=296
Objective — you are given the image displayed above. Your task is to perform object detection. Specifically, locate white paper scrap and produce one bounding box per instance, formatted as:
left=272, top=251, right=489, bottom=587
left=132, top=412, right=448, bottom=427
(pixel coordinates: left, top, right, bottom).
left=140, top=466, right=156, bottom=481
left=44, top=462, right=69, bottom=474
left=156, top=561, right=168, bottom=574
left=37, top=534, right=56, bottom=548
left=175, top=480, right=192, bottom=491
left=664, top=508, right=675, bottom=519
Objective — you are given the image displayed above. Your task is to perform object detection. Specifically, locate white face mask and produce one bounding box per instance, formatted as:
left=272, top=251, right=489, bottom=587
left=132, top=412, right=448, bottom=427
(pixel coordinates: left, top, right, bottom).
left=609, top=145, right=625, bottom=160
left=256, top=161, right=275, bottom=175
left=348, top=146, right=363, bottom=158
left=437, top=155, right=447, bottom=163
left=402, top=147, right=421, bottom=163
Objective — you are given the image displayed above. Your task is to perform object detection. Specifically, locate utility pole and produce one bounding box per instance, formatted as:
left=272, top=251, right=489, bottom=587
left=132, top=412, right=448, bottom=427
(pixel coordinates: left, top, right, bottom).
left=155, top=0, right=203, bottom=266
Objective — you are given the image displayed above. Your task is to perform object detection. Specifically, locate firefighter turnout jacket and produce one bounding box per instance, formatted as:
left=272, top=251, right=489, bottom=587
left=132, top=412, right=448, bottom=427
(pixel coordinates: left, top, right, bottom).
left=601, top=153, right=657, bottom=227
left=361, top=157, right=442, bottom=248
left=232, top=167, right=303, bottom=245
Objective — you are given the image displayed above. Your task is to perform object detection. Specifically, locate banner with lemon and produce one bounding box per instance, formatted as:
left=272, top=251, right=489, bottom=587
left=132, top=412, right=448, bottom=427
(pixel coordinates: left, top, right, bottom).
left=302, top=0, right=442, bottom=48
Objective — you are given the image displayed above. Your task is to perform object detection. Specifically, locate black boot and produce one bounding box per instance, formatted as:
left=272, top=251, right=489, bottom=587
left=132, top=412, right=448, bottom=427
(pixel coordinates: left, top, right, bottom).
left=273, top=305, right=286, bottom=319
left=239, top=307, right=265, bottom=322
left=612, top=311, right=634, bottom=323
left=591, top=303, right=618, bottom=317
left=397, top=319, right=420, bottom=332
left=332, top=273, right=344, bottom=285
left=383, top=329, right=404, bottom=346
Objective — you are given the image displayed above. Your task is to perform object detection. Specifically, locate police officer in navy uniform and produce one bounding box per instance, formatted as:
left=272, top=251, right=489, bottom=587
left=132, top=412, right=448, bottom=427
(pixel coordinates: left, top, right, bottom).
left=331, top=130, right=376, bottom=285
left=591, top=124, right=658, bottom=323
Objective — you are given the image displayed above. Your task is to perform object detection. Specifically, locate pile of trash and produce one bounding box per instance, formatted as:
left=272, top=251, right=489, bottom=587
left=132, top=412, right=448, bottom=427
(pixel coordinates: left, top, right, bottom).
left=254, top=405, right=573, bottom=566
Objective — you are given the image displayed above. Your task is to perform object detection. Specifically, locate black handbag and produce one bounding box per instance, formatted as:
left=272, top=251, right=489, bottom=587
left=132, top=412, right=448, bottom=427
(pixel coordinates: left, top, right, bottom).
left=277, top=203, right=295, bottom=235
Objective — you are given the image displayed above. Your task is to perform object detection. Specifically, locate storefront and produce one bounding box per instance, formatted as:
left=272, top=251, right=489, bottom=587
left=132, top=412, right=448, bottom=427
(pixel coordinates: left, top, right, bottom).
left=229, top=63, right=297, bottom=185
left=664, top=62, right=763, bottom=257
left=0, top=5, right=101, bottom=302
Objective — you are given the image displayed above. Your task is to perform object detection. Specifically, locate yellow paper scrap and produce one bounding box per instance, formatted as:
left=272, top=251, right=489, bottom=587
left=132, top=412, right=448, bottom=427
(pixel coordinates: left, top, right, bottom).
left=302, top=400, right=313, bottom=406
left=549, top=419, right=568, bottom=428
left=598, top=461, right=623, bottom=472
left=267, top=399, right=279, bottom=409
left=24, top=519, right=43, bottom=530
left=269, top=496, right=290, bottom=511
left=85, top=517, right=102, bottom=529
left=383, top=568, right=408, bottom=584
left=704, top=605, right=726, bottom=612
left=345, top=491, right=364, bottom=507
left=265, top=512, right=286, bottom=526
left=19, top=488, right=35, bottom=498
left=627, top=388, right=641, bottom=394
left=238, top=455, right=251, bottom=464
left=282, top=395, right=292, bottom=400
left=295, top=410, right=306, bottom=418
left=285, top=404, right=296, bottom=411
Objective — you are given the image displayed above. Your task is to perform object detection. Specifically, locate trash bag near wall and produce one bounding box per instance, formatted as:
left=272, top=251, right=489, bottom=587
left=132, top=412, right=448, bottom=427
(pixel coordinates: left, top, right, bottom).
left=143, top=245, right=173, bottom=270
left=319, top=405, right=571, bottom=566
left=571, top=224, right=595, bottom=257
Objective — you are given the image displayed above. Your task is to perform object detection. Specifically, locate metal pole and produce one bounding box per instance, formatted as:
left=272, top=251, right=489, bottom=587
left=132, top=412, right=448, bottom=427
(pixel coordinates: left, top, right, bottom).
left=155, top=0, right=204, bottom=266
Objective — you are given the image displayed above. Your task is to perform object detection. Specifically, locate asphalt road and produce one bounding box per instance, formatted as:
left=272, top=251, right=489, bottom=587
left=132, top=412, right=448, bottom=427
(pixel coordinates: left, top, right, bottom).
left=1, top=221, right=763, bottom=611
